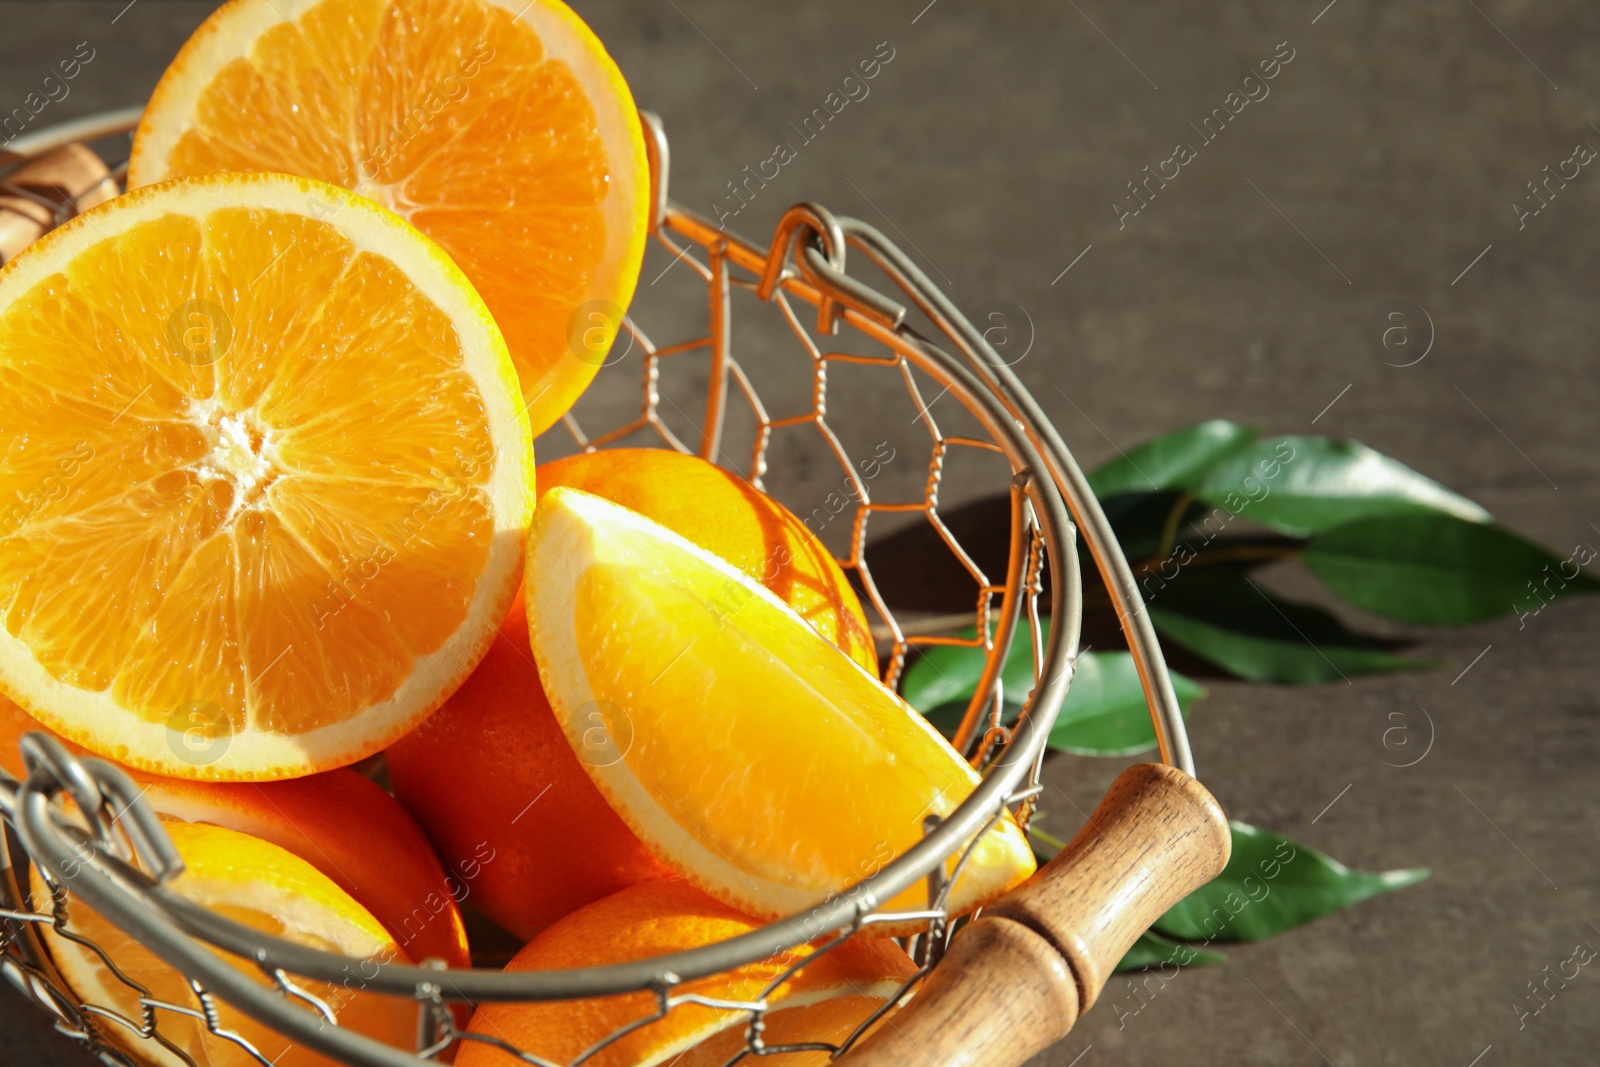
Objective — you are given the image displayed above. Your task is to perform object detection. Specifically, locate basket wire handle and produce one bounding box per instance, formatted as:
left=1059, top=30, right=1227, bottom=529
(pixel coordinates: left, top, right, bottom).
left=16, top=736, right=180, bottom=882
left=757, top=203, right=847, bottom=335
left=638, top=110, right=669, bottom=234
left=758, top=203, right=907, bottom=333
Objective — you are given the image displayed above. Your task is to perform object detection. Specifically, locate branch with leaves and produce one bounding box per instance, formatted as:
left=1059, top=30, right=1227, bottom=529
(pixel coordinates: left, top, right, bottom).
left=902, top=420, right=1595, bottom=971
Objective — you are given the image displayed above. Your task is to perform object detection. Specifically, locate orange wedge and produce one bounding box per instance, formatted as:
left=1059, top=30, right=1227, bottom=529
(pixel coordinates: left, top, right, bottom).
left=456, top=878, right=916, bottom=1067
left=128, top=0, right=651, bottom=435
left=0, top=172, right=534, bottom=781
left=537, top=448, right=878, bottom=674
left=524, top=489, right=1036, bottom=927
left=34, top=821, right=416, bottom=1067
left=388, top=449, right=881, bottom=940
left=1, top=694, right=470, bottom=970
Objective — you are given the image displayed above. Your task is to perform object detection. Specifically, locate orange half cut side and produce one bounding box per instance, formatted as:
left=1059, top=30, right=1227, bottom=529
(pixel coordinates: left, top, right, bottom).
left=129, top=0, right=651, bottom=435
left=0, top=173, right=534, bottom=780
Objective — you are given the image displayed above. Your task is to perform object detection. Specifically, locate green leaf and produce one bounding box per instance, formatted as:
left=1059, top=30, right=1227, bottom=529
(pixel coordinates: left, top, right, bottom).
left=1190, top=436, right=1490, bottom=537
left=1148, top=569, right=1433, bottom=683
left=1096, top=490, right=1208, bottom=562
left=899, top=618, right=1050, bottom=717
left=1305, top=513, right=1600, bottom=625
left=1115, top=930, right=1227, bottom=972
left=1154, top=822, right=1429, bottom=942
left=904, top=622, right=1207, bottom=756
left=1088, top=420, right=1259, bottom=498
left=919, top=698, right=984, bottom=740
left=1049, top=651, right=1204, bottom=756
left=899, top=639, right=988, bottom=715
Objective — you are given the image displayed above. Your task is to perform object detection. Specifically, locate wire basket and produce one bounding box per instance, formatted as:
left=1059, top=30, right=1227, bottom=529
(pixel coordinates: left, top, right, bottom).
left=0, top=109, right=1200, bottom=1067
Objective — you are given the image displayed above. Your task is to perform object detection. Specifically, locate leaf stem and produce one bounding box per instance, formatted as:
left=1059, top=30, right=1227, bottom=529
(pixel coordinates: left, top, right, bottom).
left=1027, top=826, right=1069, bottom=858
left=1155, top=491, right=1196, bottom=559
left=1132, top=542, right=1304, bottom=580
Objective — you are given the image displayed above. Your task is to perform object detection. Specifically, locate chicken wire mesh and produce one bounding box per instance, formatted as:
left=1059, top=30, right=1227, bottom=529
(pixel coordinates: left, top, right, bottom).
left=0, top=109, right=1193, bottom=1066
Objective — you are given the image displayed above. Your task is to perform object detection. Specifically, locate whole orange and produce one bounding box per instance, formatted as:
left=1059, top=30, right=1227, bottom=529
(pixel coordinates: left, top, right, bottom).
left=387, top=448, right=881, bottom=939
left=387, top=596, right=672, bottom=941
left=455, top=878, right=916, bottom=1067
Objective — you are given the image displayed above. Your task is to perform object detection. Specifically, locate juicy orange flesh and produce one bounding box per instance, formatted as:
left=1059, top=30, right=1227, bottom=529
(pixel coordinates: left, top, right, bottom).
left=161, top=0, right=613, bottom=428
left=0, top=206, right=494, bottom=737
left=573, top=559, right=1021, bottom=910
left=37, top=823, right=414, bottom=1067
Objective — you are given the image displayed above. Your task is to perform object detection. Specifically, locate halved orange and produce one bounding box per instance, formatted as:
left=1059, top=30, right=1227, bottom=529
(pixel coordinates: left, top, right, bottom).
left=2, top=679, right=470, bottom=971
left=0, top=173, right=534, bottom=780
left=524, top=489, right=1036, bottom=927
left=35, top=821, right=416, bottom=1067
left=456, top=878, right=916, bottom=1067
left=128, top=0, right=651, bottom=435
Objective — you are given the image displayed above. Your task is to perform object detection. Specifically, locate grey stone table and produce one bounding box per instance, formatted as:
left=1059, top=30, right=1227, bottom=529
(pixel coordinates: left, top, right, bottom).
left=2, top=1, right=1596, bottom=1064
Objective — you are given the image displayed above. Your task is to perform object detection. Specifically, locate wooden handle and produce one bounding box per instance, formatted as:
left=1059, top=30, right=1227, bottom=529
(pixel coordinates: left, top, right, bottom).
left=0, top=143, right=118, bottom=263
left=836, top=763, right=1229, bottom=1067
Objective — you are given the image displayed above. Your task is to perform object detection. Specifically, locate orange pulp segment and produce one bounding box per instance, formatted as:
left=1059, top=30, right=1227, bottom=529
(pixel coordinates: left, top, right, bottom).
left=525, top=488, right=1035, bottom=927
